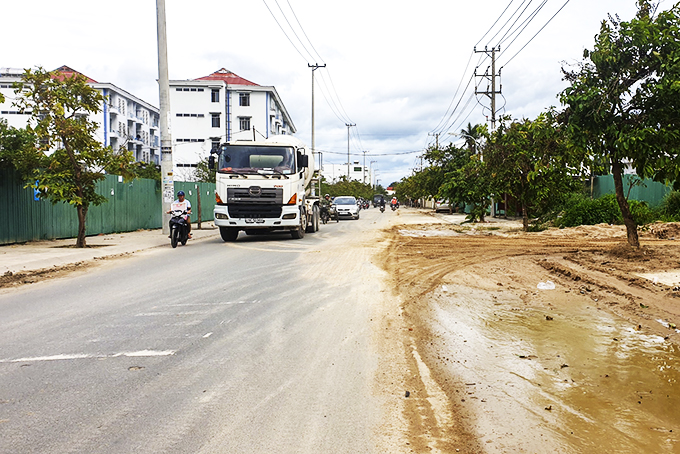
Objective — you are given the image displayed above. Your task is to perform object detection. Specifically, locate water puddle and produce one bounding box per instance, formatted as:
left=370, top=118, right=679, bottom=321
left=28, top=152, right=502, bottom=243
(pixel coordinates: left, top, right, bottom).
left=427, top=285, right=680, bottom=452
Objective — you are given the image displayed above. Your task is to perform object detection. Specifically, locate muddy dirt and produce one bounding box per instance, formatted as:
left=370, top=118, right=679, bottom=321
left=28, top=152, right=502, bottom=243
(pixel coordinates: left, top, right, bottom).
left=379, top=220, right=680, bottom=453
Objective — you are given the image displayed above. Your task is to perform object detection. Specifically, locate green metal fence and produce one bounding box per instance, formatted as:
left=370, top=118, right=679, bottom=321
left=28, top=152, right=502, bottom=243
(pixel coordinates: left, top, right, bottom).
left=0, top=168, right=215, bottom=245
left=592, top=175, right=672, bottom=207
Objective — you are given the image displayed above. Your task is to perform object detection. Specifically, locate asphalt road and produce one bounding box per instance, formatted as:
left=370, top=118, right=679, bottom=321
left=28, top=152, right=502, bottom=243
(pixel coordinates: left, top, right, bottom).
left=0, top=208, right=395, bottom=453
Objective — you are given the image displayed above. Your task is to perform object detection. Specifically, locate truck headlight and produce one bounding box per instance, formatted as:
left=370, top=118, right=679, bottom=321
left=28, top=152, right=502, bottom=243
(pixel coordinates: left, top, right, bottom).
left=215, top=213, right=229, bottom=220
left=282, top=213, right=297, bottom=220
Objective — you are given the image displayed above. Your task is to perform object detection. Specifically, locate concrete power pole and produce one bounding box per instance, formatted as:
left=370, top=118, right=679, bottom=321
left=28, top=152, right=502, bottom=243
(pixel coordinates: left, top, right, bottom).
left=156, top=0, right=174, bottom=235
left=345, top=123, right=355, bottom=181
left=309, top=63, right=325, bottom=196
left=362, top=150, right=368, bottom=183
left=474, top=46, right=502, bottom=131
left=428, top=132, right=440, bottom=148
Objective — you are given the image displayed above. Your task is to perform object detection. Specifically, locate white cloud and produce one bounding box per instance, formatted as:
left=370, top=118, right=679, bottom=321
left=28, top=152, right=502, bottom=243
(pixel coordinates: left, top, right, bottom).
left=2, top=0, right=652, bottom=184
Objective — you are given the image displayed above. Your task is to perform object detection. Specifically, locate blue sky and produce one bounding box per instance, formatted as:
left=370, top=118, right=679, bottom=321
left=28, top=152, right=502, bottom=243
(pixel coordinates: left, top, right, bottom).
left=3, top=0, right=660, bottom=185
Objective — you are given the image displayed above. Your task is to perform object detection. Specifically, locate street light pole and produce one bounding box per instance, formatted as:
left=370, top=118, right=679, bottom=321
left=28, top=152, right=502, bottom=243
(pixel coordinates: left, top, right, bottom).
left=309, top=63, right=325, bottom=197
left=345, top=123, right=355, bottom=181
left=156, top=0, right=174, bottom=235
left=370, top=160, right=377, bottom=189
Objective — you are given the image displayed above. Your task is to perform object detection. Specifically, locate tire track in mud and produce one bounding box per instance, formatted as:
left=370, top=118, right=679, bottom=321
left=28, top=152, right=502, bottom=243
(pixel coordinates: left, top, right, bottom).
left=377, top=223, right=680, bottom=452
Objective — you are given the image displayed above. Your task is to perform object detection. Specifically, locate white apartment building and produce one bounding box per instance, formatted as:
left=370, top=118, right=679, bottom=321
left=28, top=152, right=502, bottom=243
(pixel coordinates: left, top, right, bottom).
left=322, top=162, right=374, bottom=185
left=0, top=66, right=160, bottom=165
left=169, top=68, right=296, bottom=180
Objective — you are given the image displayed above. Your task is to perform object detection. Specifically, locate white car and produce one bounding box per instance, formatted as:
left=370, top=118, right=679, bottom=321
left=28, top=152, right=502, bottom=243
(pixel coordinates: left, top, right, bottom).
left=334, top=196, right=360, bottom=220
left=435, top=199, right=452, bottom=213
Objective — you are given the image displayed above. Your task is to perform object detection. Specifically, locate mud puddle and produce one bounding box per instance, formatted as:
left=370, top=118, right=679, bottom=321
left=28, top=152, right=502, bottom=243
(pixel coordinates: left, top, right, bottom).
left=424, top=284, right=680, bottom=453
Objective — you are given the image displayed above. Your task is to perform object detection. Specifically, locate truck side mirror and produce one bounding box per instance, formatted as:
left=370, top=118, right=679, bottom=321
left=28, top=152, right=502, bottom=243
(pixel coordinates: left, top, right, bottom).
left=298, top=154, right=309, bottom=168
left=208, top=155, right=215, bottom=170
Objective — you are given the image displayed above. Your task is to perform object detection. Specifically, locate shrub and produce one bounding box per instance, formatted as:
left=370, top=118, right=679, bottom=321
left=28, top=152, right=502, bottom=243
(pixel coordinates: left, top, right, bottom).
left=659, top=191, right=680, bottom=222
left=556, top=193, right=622, bottom=227
left=628, top=200, right=658, bottom=226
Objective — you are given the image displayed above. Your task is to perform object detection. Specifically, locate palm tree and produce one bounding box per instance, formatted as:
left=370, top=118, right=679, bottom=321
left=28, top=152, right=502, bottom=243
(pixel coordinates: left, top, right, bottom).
left=460, top=123, right=482, bottom=154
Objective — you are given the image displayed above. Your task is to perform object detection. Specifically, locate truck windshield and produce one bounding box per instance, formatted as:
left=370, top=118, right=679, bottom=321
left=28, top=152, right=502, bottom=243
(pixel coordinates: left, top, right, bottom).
left=217, top=145, right=296, bottom=175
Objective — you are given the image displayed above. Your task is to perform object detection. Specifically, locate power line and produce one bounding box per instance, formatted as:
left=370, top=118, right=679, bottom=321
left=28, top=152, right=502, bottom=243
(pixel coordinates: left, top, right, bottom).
left=261, top=0, right=309, bottom=63
left=285, top=0, right=325, bottom=64
left=501, top=0, right=572, bottom=67
left=475, top=0, right=518, bottom=48
left=273, top=0, right=316, bottom=62
left=498, top=0, right=548, bottom=48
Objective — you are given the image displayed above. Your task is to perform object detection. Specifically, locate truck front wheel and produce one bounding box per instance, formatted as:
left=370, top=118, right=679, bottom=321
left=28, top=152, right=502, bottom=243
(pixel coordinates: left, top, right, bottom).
left=220, top=227, right=239, bottom=242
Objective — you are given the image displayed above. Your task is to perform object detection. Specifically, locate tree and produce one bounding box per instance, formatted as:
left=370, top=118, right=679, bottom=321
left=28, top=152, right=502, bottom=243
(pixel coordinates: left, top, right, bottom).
left=194, top=155, right=216, bottom=183
left=439, top=146, right=491, bottom=222
left=460, top=122, right=483, bottom=154
left=13, top=67, right=135, bottom=248
left=560, top=1, right=680, bottom=247
left=0, top=120, right=39, bottom=173
left=485, top=112, right=582, bottom=230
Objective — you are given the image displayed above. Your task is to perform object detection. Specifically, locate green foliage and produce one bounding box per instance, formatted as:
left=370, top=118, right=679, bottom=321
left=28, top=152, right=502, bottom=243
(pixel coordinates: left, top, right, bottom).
left=556, top=193, right=622, bottom=227
left=628, top=199, right=658, bottom=226
left=560, top=1, right=680, bottom=246
left=485, top=112, right=584, bottom=230
left=133, top=161, right=161, bottom=181
left=0, top=119, right=39, bottom=173
left=659, top=191, right=680, bottom=221
left=194, top=156, right=216, bottom=183
left=12, top=67, right=135, bottom=247
left=322, top=177, right=379, bottom=200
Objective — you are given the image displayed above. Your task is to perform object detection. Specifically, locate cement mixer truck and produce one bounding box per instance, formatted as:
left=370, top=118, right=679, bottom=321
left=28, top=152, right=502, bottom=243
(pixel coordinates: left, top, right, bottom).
left=209, top=135, right=321, bottom=241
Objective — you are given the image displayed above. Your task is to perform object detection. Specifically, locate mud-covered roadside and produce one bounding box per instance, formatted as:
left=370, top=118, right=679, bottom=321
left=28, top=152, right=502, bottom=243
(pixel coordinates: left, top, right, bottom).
left=0, top=251, right=138, bottom=289
left=379, top=221, right=680, bottom=452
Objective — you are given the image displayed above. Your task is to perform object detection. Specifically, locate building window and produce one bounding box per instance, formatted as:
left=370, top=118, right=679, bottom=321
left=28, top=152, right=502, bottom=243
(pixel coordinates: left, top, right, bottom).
left=239, top=116, right=251, bottom=131
left=211, top=113, right=221, bottom=128
left=211, top=89, right=220, bottom=103
left=239, top=93, right=250, bottom=107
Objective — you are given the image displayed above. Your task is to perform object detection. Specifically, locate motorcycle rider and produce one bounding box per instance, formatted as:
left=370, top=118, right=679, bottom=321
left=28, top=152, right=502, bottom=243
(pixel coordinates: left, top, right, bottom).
left=390, top=196, right=398, bottom=209
left=320, top=193, right=332, bottom=221
left=379, top=197, right=386, bottom=212
left=167, top=190, right=192, bottom=239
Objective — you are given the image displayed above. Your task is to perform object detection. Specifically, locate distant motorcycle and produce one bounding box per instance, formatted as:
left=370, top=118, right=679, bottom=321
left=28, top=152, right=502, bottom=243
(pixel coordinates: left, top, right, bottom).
left=169, top=209, right=189, bottom=248
left=380, top=205, right=385, bottom=213
left=320, top=205, right=339, bottom=224
left=391, top=203, right=397, bottom=211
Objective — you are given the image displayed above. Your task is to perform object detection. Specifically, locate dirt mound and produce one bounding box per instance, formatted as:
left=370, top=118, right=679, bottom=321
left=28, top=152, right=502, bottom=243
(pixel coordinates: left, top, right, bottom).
left=647, top=222, right=680, bottom=239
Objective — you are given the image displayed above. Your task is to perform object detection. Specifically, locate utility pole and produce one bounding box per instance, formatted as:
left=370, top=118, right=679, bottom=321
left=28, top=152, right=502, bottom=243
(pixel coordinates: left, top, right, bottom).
left=309, top=63, right=325, bottom=196
left=474, top=46, right=502, bottom=131
left=346, top=123, right=355, bottom=181
left=370, top=160, right=377, bottom=189
left=156, top=0, right=174, bottom=235
left=428, top=132, right=440, bottom=149
left=362, top=151, right=368, bottom=183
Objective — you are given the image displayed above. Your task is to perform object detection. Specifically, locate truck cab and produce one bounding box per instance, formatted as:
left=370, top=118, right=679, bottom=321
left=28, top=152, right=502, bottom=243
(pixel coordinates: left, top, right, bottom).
left=210, top=136, right=319, bottom=241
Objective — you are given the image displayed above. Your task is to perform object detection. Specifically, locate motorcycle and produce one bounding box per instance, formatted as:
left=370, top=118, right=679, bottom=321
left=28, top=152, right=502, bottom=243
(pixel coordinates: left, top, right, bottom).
left=391, top=203, right=397, bottom=211
left=320, top=205, right=339, bottom=224
left=380, top=205, right=385, bottom=213
left=169, top=209, right=190, bottom=248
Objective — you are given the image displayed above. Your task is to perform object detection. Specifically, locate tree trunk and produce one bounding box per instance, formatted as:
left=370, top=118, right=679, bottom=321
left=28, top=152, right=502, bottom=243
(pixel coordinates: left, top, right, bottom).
left=611, top=159, right=639, bottom=247
left=522, top=203, right=529, bottom=231
left=76, top=204, right=88, bottom=248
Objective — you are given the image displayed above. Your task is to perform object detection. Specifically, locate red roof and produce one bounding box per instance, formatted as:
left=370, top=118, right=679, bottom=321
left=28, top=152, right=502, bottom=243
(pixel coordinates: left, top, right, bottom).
left=52, top=65, right=98, bottom=83
left=195, top=68, right=259, bottom=86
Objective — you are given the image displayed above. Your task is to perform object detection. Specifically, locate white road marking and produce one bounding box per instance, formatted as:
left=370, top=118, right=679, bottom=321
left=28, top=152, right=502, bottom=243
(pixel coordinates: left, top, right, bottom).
left=0, top=350, right=176, bottom=363
left=203, top=332, right=213, bottom=338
